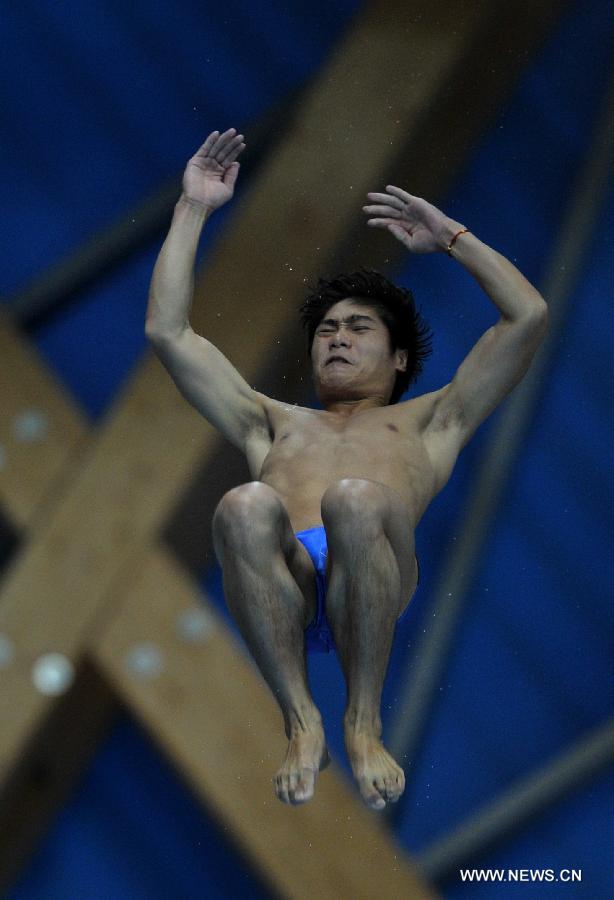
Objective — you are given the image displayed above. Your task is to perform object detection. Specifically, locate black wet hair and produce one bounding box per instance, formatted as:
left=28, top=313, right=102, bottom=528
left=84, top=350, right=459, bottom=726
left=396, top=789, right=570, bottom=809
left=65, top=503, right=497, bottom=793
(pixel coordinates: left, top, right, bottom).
left=299, top=268, right=433, bottom=403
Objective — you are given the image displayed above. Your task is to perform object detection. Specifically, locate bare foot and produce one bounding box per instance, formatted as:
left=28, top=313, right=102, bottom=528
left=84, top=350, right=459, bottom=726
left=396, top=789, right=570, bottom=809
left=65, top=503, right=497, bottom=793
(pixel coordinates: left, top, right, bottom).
left=273, top=720, right=330, bottom=805
left=344, top=728, right=405, bottom=810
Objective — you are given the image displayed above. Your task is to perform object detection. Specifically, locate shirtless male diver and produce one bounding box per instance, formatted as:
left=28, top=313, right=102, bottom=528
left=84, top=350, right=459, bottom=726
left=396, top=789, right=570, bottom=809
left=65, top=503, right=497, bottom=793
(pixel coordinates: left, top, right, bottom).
left=146, top=128, right=549, bottom=811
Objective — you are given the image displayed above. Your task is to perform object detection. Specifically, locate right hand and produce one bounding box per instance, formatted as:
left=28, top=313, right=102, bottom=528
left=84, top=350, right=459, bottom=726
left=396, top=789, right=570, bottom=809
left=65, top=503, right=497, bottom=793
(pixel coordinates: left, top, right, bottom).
left=182, top=128, right=246, bottom=212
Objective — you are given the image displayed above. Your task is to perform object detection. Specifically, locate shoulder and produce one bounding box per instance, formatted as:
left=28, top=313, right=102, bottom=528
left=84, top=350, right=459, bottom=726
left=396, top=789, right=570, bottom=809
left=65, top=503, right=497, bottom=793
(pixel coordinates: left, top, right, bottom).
left=394, top=385, right=458, bottom=433
left=252, top=392, right=311, bottom=434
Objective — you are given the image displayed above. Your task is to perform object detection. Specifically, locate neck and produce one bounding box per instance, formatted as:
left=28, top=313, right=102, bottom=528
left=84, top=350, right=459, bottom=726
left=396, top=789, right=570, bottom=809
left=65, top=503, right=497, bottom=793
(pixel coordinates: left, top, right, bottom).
left=321, top=395, right=388, bottom=417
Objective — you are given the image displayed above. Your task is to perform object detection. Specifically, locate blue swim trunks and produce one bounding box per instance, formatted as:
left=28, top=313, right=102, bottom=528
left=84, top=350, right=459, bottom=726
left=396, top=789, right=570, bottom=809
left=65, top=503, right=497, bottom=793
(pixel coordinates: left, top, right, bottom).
left=295, top=525, right=419, bottom=654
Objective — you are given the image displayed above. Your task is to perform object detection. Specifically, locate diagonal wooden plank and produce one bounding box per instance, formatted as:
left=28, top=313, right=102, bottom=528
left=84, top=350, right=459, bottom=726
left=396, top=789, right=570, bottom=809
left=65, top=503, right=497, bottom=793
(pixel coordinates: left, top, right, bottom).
left=0, top=315, right=87, bottom=531
left=0, top=354, right=202, bottom=770
left=92, top=544, right=437, bottom=900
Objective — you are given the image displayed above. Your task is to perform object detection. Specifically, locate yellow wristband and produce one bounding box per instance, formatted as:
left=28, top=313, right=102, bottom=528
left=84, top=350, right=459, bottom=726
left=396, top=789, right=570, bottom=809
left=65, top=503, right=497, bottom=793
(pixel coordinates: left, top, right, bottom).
left=447, top=227, right=469, bottom=256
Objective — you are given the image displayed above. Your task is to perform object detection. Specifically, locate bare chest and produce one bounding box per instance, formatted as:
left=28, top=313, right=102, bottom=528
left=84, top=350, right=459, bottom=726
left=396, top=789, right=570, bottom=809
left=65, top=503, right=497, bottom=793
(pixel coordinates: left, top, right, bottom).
left=256, top=406, right=437, bottom=525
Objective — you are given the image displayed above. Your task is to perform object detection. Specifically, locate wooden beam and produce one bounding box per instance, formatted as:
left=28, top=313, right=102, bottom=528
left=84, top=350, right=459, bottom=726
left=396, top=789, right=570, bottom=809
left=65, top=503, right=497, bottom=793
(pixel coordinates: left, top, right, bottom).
left=0, top=314, right=87, bottom=531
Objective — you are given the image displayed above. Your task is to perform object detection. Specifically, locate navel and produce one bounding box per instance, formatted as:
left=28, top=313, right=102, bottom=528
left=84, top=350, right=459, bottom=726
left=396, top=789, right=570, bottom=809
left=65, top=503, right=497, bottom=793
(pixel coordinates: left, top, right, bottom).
left=386, top=423, right=399, bottom=433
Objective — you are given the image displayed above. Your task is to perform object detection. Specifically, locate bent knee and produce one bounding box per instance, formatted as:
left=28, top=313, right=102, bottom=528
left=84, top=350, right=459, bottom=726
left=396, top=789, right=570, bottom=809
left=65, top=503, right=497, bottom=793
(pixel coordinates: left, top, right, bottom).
left=321, top=478, right=388, bottom=523
left=213, top=482, right=283, bottom=538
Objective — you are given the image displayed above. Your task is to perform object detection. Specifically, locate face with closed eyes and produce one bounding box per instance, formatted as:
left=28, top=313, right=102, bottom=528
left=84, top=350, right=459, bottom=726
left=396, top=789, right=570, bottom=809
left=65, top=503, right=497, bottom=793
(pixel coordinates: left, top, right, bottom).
left=310, top=299, right=408, bottom=406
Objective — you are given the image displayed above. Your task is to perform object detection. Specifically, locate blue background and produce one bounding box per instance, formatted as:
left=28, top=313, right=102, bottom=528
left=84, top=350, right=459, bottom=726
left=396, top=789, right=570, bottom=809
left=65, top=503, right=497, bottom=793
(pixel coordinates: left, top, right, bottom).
left=3, top=1, right=612, bottom=897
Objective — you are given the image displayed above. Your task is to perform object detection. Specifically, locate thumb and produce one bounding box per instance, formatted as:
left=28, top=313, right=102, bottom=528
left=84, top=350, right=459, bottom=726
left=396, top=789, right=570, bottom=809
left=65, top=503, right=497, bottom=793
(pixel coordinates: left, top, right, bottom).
left=224, top=162, right=240, bottom=190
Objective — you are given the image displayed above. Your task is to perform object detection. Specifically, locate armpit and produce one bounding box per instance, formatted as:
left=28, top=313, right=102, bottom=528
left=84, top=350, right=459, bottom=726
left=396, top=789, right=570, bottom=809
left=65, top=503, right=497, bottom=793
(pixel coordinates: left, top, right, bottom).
left=422, top=422, right=463, bottom=494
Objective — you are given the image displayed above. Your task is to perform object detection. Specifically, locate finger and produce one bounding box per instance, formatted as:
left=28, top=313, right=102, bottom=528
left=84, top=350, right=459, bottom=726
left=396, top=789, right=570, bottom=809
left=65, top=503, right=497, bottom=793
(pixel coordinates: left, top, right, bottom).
left=194, top=129, right=226, bottom=159
left=196, top=130, right=219, bottom=156
left=368, top=219, right=412, bottom=246
left=362, top=204, right=402, bottom=218
left=209, top=127, right=237, bottom=156
left=215, top=134, right=243, bottom=166
left=366, top=217, right=398, bottom=228
left=223, top=141, right=246, bottom=166
left=385, top=184, right=412, bottom=202
left=223, top=161, right=240, bottom=190
left=215, top=134, right=245, bottom=166
left=366, top=191, right=404, bottom=210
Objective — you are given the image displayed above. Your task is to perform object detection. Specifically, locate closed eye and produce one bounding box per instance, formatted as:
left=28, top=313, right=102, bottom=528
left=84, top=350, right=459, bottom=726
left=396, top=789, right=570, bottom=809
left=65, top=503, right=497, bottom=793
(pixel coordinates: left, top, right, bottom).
left=316, top=325, right=370, bottom=334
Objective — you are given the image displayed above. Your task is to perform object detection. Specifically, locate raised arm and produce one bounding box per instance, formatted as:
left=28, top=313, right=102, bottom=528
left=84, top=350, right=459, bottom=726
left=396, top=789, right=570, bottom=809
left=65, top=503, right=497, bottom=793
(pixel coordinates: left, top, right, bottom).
left=363, top=186, right=548, bottom=447
left=146, top=129, right=269, bottom=453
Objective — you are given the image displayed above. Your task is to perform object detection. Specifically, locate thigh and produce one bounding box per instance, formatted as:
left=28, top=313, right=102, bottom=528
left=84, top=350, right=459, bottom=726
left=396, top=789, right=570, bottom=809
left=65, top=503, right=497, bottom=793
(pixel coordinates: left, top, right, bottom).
left=213, top=481, right=318, bottom=627
left=325, top=479, right=418, bottom=616
left=258, top=488, right=318, bottom=629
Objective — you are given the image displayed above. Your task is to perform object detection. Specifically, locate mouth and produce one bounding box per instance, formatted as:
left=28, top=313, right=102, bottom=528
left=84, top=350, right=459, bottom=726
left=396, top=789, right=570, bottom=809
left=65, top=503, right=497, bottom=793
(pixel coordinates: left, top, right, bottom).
left=326, top=356, right=351, bottom=366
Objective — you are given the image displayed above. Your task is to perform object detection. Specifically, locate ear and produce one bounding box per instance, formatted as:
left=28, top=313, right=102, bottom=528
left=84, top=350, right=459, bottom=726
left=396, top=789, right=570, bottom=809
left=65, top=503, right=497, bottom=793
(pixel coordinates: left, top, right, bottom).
left=395, top=348, right=408, bottom=372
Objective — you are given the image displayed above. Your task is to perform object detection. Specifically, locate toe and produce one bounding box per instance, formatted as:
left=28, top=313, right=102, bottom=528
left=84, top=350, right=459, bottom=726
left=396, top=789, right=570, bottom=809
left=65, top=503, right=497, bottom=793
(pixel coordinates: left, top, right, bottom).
left=374, top=775, right=388, bottom=803
left=288, top=772, right=304, bottom=804
left=292, top=767, right=316, bottom=804
left=384, top=775, right=401, bottom=802
left=274, top=774, right=290, bottom=804
left=360, top=778, right=386, bottom=810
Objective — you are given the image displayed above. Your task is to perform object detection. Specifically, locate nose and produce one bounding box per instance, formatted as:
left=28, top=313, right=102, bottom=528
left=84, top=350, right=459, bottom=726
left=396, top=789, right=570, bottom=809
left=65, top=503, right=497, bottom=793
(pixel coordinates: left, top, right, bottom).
left=330, top=326, right=351, bottom=348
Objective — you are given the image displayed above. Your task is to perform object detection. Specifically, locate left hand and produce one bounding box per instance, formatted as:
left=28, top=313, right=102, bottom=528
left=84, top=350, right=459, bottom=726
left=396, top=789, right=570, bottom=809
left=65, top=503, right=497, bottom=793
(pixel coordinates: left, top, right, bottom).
left=363, top=185, right=464, bottom=253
